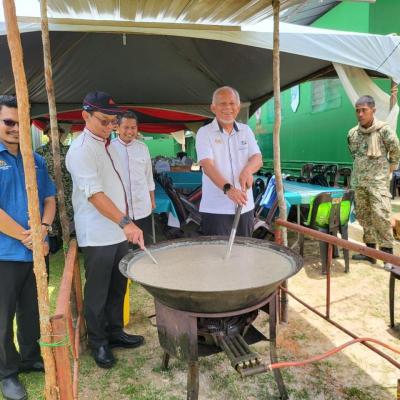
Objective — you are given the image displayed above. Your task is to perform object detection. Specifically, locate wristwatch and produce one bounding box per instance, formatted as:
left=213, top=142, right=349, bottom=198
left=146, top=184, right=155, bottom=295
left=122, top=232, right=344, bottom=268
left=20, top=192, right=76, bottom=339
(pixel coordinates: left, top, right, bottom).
left=41, top=223, right=53, bottom=234
left=223, top=183, right=232, bottom=194
left=118, top=215, right=131, bottom=229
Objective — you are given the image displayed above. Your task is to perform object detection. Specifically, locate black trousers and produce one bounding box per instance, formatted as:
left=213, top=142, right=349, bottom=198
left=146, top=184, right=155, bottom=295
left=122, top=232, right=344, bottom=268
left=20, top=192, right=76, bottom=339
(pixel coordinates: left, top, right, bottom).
left=0, top=261, right=41, bottom=380
left=81, top=241, right=129, bottom=349
left=200, top=210, right=254, bottom=237
left=132, top=214, right=153, bottom=247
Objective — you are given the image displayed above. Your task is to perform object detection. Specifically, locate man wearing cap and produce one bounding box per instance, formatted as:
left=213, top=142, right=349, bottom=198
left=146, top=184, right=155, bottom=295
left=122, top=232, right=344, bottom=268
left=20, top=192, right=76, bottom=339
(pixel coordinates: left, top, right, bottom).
left=111, top=110, right=156, bottom=244
left=66, top=91, right=145, bottom=369
left=0, top=95, right=56, bottom=400
left=195, top=86, right=263, bottom=236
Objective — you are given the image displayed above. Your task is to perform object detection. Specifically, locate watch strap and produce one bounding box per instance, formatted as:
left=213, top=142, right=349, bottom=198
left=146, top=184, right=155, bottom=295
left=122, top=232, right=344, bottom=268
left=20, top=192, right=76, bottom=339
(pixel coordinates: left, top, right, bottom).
left=118, top=215, right=131, bottom=229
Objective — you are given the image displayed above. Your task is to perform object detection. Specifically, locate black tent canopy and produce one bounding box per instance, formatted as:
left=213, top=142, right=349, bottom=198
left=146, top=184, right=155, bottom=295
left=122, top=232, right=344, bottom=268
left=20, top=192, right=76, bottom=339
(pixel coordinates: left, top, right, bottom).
left=0, top=30, right=330, bottom=119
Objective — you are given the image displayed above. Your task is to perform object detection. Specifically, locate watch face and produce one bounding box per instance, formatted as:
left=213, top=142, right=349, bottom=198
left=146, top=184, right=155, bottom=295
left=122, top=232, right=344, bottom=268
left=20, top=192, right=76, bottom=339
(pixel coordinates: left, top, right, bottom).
left=223, top=183, right=232, bottom=194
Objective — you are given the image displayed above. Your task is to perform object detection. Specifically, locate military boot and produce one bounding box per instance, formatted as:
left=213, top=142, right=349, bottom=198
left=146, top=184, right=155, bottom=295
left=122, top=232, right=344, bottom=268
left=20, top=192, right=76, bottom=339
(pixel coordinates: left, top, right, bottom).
left=380, top=247, right=394, bottom=270
left=352, top=243, right=377, bottom=264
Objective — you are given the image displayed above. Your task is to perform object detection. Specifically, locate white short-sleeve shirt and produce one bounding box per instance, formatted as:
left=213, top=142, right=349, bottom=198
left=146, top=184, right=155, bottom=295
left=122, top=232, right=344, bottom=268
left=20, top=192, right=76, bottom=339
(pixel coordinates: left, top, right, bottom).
left=195, top=118, right=261, bottom=215
left=66, top=129, right=127, bottom=246
left=110, top=137, right=155, bottom=221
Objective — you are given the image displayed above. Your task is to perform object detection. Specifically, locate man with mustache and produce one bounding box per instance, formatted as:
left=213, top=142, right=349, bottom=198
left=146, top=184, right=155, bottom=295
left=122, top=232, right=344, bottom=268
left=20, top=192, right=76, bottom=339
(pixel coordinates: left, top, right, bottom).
left=66, top=92, right=145, bottom=370
left=196, top=86, right=263, bottom=237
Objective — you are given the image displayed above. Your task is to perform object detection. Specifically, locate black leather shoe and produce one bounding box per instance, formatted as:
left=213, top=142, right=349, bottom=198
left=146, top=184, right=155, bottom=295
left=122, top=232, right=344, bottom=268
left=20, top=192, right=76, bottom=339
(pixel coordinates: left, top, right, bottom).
left=91, top=345, right=115, bottom=369
left=109, top=331, right=144, bottom=349
left=380, top=247, right=394, bottom=270
left=19, top=360, right=45, bottom=373
left=352, top=243, right=377, bottom=264
left=1, top=375, right=27, bottom=400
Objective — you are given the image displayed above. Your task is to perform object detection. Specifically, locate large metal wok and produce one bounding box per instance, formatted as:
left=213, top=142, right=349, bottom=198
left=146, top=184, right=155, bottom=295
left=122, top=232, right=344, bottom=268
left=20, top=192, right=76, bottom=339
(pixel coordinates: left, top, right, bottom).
left=119, top=237, right=303, bottom=313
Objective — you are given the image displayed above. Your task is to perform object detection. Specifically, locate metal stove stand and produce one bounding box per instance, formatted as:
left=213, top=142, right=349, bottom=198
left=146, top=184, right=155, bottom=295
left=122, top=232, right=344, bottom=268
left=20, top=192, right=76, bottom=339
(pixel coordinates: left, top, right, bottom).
left=155, top=292, right=288, bottom=400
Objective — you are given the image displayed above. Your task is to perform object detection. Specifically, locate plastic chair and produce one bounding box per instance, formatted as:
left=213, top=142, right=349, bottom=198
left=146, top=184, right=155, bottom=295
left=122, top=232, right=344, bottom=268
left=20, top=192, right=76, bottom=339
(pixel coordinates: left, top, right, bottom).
left=309, top=174, right=329, bottom=187
left=296, top=176, right=309, bottom=183
left=338, top=190, right=354, bottom=273
left=311, top=164, right=326, bottom=177
left=390, top=169, right=400, bottom=199
left=323, top=164, right=338, bottom=187
left=253, top=177, right=266, bottom=201
left=334, top=167, right=352, bottom=188
left=299, top=192, right=340, bottom=274
left=389, top=266, right=400, bottom=327
left=301, top=163, right=314, bottom=180
left=253, top=176, right=278, bottom=238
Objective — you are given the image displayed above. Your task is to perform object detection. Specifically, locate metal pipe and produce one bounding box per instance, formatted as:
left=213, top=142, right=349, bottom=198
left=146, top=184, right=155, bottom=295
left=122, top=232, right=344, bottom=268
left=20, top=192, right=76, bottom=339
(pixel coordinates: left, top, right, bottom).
left=231, top=336, right=246, bottom=356
left=326, top=243, right=332, bottom=319
left=218, top=337, right=236, bottom=361
left=280, top=286, right=400, bottom=369
left=276, top=219, right=400, bottom=266
left=225, top=336, right=241, bottom=358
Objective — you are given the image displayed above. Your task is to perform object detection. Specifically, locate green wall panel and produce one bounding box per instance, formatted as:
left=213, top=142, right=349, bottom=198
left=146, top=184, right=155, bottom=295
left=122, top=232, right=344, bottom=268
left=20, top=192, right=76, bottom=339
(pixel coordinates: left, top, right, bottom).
left=312, top=2, right=370, bottom=32
left=249, top=0, right=400, bottom=175
left=370, top=0, right=400, bottom=34
left=142, top=136, right=180, bottom=158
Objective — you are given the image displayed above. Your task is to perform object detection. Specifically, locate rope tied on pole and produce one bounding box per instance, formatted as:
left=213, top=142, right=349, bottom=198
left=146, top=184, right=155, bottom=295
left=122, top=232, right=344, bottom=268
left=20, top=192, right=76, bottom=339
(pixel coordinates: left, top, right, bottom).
left=39, top=334, right=70, bottom=348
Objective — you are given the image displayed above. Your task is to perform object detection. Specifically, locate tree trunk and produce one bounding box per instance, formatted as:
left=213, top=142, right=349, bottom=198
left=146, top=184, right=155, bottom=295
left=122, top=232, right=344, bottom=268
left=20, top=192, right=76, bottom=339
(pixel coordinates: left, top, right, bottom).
left=2, top=0, right=58, bottom=398
left=40, top=0, right=70, bottom=249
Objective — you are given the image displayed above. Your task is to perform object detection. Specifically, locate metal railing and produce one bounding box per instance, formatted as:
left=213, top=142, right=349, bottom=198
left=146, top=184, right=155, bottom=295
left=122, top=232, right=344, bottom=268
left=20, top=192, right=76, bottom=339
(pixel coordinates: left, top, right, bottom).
left=274, top=219, right=400, bottom=373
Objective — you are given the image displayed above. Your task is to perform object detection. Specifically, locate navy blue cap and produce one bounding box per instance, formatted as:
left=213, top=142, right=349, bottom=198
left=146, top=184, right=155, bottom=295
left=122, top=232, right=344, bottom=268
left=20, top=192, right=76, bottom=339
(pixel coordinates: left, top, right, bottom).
left=83, top=91, right=120, bottom=115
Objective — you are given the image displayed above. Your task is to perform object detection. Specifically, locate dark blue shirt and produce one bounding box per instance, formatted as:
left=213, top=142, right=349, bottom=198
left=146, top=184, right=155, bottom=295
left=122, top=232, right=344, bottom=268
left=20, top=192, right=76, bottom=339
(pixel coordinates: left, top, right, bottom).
left=0, top=142, right=56, bottom=262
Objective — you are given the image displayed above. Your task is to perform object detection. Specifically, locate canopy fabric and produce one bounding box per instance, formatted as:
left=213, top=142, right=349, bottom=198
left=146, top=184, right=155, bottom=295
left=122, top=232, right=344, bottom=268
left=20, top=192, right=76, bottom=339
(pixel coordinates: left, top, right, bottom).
left=1, top=17, right=399, bottom=120
left=334, top=63, right=399, bottom=130
left=31, top=106, right=209, bottom=133
left=44, top=0, right=300, bottom=25
left=0, top=0, right=302, bottom=26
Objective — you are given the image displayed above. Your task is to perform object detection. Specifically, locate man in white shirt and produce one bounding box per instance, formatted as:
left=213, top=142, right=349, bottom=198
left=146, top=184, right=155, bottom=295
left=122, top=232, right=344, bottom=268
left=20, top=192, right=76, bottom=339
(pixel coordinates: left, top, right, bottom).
left=111, top=110, right=155, bottom=244
left=66, top=91, right=145, bottom=370
left=195, top=86, right=263, bottom=236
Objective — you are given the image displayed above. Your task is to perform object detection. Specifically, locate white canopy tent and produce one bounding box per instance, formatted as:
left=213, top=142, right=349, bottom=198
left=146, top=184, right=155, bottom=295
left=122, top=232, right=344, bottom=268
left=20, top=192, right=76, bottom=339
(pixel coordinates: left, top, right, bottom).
left=0, top=12, right=399, bottom=120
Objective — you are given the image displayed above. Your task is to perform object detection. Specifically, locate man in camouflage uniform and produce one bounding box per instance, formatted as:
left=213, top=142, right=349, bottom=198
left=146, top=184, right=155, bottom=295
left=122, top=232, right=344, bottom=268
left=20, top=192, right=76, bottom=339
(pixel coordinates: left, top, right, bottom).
left=36, top=127, right=73, bottom=248
left=348, top=95, right=400, bottom=266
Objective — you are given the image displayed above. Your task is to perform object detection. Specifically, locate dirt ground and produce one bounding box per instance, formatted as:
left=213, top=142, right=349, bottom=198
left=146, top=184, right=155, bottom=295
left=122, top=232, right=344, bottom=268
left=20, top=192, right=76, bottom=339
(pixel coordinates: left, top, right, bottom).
left=73, top=233, right=400, bottom=400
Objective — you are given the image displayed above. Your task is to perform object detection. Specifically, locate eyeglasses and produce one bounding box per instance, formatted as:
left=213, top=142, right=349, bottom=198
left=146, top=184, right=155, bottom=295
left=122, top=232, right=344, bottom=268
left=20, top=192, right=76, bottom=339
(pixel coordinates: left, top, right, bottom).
left=92, top=114, right=118, bottom=127
left=0, top=119, right=19, bottom=128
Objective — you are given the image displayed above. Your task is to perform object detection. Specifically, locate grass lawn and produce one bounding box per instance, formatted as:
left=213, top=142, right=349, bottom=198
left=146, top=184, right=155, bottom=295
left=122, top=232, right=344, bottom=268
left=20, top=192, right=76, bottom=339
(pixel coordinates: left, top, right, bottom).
left=12, top=232, right=400, bottom=400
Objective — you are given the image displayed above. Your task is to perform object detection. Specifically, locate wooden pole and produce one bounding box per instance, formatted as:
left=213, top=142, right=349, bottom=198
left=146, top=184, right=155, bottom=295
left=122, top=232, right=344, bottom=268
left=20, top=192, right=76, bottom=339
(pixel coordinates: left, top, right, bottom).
left=40, top=0, right=70, bottom=249
left=390, top=79, right=398, bottom=111
left=272, top=0, right=289, bottom=323
left=2, top=1, right=58, bottom=399
left=272, top=0, right=286, bottom=244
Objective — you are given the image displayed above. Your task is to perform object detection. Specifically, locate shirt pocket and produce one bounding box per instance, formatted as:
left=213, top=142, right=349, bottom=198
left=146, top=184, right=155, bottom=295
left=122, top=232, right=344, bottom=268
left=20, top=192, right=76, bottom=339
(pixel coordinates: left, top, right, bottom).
left=133, top=158, right=147, bottom=182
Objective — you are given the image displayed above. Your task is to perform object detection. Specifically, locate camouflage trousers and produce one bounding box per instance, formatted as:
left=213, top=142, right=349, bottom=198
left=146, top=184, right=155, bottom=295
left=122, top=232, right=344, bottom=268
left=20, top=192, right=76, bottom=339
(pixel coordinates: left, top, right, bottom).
left=354, top=186, right=394, bottom=248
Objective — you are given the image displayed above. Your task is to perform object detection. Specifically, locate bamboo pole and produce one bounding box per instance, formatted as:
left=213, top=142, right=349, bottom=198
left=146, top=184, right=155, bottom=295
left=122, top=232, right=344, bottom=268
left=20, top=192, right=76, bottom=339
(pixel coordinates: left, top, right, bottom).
left=40, top=0, right=70, bottom=249
left=2, top=1, right=58, bottom=399
left=272, top=0, right=289, bottom=323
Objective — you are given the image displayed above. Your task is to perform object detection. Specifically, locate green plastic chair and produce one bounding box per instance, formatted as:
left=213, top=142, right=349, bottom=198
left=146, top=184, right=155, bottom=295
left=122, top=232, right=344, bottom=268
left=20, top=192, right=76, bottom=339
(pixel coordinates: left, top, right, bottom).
left=300, top=191, right=354, bottom=274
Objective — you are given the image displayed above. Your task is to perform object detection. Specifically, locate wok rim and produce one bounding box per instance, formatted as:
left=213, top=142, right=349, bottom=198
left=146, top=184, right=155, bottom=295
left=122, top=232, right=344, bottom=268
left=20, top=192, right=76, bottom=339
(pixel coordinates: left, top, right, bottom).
left=120, top=236, right=303, bottom=294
